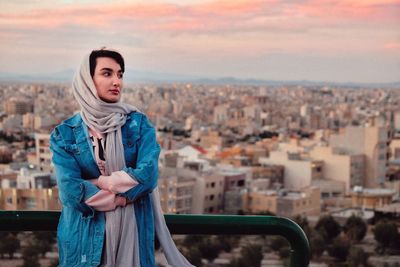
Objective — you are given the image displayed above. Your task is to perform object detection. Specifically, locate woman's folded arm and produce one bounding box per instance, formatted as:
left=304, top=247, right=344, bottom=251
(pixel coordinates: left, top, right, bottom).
left=84, top=189, right=127, bottom=211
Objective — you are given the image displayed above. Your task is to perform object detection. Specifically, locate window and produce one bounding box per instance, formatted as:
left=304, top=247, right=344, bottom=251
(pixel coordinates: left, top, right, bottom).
left=210, top=194, right=214, bottom=201
left=26, top=198, right=36, bottom=209
left=211, top=182, right=215, bottom=188
left=321, top=192, right=330, bottom=199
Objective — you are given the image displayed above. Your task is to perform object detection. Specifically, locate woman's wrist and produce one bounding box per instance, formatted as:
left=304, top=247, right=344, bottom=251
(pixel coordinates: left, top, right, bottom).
left=115, top=196, right=127, bottom=207
left=97, top=171, right=138, bottom=193
left=97, top=175, right=110, bottom=190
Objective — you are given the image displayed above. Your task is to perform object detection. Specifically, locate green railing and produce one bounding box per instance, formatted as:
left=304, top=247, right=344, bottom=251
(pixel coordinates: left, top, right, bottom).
left=0, top=211, right=310, bottom=267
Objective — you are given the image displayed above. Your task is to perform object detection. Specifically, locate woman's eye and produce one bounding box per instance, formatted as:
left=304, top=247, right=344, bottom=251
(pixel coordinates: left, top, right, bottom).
left=103, top=72, right=111, bottom=77
left=118, top=73, right=123, bottom=79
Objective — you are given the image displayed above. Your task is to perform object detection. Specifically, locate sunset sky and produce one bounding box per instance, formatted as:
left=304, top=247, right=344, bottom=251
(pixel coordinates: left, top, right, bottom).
left=1, top=0, right=399, bottom=83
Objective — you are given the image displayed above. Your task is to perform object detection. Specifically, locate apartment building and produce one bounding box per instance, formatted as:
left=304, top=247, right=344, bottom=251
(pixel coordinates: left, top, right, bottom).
left=0, top=187, right=60, bottom=210
left=329, top=125, right=389, bottom=188
left=277, top=187, right=321, bottom=217
left=35, top=133, right=53, bottom=173
left=159, top=175, right=196, bottom=214
left=242, top=186, right=321, bottom=217
left=259, top=143, right=323, bottom=190
left=192, top=173, right=225, bottom=214
left=351, top=187, right=395, bottom=209
left=310, top=145, right=365, bottom=193
left=4, top=100, right=33, bottom=115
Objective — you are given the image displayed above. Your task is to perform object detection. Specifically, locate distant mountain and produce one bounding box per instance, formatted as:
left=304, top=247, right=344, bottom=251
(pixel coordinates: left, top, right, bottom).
left=0, top=70, right=75, bottom=82
left=0, top=70, right=399, bottom=88
left=187, top=77, right=400, bottom=88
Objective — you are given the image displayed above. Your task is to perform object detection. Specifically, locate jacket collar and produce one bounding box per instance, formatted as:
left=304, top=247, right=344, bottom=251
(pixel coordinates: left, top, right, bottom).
left=63, top=113, right=83, bottom=127
left=63, top=112, right=134, bottom=128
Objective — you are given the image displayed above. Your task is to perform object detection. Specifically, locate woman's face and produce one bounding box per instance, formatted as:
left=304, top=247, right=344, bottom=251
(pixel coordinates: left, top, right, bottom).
left=93, top=57, right=124, bottom=103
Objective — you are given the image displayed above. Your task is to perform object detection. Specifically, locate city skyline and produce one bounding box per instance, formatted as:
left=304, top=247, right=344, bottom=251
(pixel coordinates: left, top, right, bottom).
left=1, top=0, right=400, bottom=83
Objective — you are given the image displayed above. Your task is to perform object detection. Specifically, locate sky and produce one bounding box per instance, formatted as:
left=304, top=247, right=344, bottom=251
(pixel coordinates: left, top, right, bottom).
left=1, top=0, right=400, bottom=83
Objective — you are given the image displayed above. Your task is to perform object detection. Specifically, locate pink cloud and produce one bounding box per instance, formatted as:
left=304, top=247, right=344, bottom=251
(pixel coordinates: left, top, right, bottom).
left=384, top=41, right=400, bottom=51
left=291, top=0, right=400, bottom=23
left=0, top=0, right=399, bottom=36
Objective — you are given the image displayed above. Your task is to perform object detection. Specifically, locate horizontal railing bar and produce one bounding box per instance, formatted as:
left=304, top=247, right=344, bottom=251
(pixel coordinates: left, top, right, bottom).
left=0, top=211, right=309, bottom=267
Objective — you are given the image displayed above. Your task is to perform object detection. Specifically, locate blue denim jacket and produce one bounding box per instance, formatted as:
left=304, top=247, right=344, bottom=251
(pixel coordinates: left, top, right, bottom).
left=50, top=111, right=161, bottom=267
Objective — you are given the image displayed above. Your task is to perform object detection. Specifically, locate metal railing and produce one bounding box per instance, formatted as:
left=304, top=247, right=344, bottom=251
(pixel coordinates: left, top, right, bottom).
left=0, top=211, right=310, bottom=267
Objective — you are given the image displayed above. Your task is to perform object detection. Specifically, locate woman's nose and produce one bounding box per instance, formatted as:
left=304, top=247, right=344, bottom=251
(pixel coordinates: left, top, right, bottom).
left=112, top=75, right=120, bottom=87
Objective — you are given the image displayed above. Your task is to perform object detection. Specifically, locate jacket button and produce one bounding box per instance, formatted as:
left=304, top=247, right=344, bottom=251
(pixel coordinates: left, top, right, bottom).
left=127, top=141, right=133, bottom=147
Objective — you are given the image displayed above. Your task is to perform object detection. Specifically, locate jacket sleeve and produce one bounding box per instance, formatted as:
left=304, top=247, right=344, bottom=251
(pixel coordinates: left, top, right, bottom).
left=50, top=127, right=101, bottom=218
left=120, top=114, right=161, bottom=202
left=85, top=189, right=127, bottom=211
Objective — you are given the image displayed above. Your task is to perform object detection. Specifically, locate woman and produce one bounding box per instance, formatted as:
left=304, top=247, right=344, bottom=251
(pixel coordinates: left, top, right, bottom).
left=50, top=48, right=194, bottom=267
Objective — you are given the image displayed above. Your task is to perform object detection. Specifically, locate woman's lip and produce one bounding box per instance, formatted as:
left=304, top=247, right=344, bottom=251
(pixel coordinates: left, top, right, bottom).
left=109, top=89, right=120, bottom=94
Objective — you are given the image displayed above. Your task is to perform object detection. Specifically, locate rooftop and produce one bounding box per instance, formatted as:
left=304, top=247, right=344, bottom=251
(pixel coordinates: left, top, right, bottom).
left=352, top=187, right=396, bottom=196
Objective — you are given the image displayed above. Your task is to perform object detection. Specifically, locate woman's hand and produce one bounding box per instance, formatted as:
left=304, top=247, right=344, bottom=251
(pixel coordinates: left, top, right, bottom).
left=97, top=171, right=138, bottom=193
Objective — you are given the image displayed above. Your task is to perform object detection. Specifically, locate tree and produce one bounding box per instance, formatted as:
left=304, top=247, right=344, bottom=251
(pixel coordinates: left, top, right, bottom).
left=197, top=237, right=221, bottom=262
left=328, top=236, right=350, bottom=262
left=343, top=215, right=367, bottom=243
left=270, top=236, right=289, bottom=252
left=310, top=232, right=326, bottom=259
left=183, top=235, right=205, bottom=247
left=20, top=241, right=40, bottom=267
left=373, top=220, right=399, bottom=255
left=32, top=231, right=56, bottom=258
left=0, top=233, right=20, bottom=259
left=240, top=244, right=263, bottom=267
left=293, top=215, right=312, bottom=239
left=216, top=235, right=239, bottom=253
left=183, top=246, right=202, bottom=267
left=0, top=232, right=7, bottom=258
left=279, top=247, right=290, bottom=259
left=48, top=258, right=59, bottom=267
left=347, top=247, right=368, bottom=267
left=228, top=257, right=245, bottom=267
left=315, top=215, right=341, bottom=243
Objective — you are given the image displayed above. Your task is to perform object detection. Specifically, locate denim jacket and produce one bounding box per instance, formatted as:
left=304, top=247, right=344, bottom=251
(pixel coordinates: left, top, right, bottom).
left=50, top=111, right=161, bottom=267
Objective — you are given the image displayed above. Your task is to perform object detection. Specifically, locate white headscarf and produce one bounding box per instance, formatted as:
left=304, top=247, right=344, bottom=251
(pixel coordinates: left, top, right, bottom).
left=72, top=52, right=139, bottom=175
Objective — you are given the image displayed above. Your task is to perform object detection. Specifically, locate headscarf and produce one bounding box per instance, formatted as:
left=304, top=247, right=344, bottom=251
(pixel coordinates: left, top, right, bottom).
left=72, top=52, right=139, bottom=175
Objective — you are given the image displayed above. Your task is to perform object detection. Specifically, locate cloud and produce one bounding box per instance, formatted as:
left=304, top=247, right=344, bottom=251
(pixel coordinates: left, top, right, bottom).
left=384, top=41, right=400, bottom=52
left=2, top=0, right=398, bottom=35
left=285, top=0, right=400, bottom=29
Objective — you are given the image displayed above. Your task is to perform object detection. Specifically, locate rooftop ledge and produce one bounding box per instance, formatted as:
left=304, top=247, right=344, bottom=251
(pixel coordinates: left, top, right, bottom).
left=0, top=211, right=310, bottom=267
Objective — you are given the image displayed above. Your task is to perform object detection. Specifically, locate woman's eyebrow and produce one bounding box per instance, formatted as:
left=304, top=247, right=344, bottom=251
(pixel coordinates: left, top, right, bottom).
left=99, top=67, right=122, bottom=72
left=99, top=67, right=113, bottom=72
